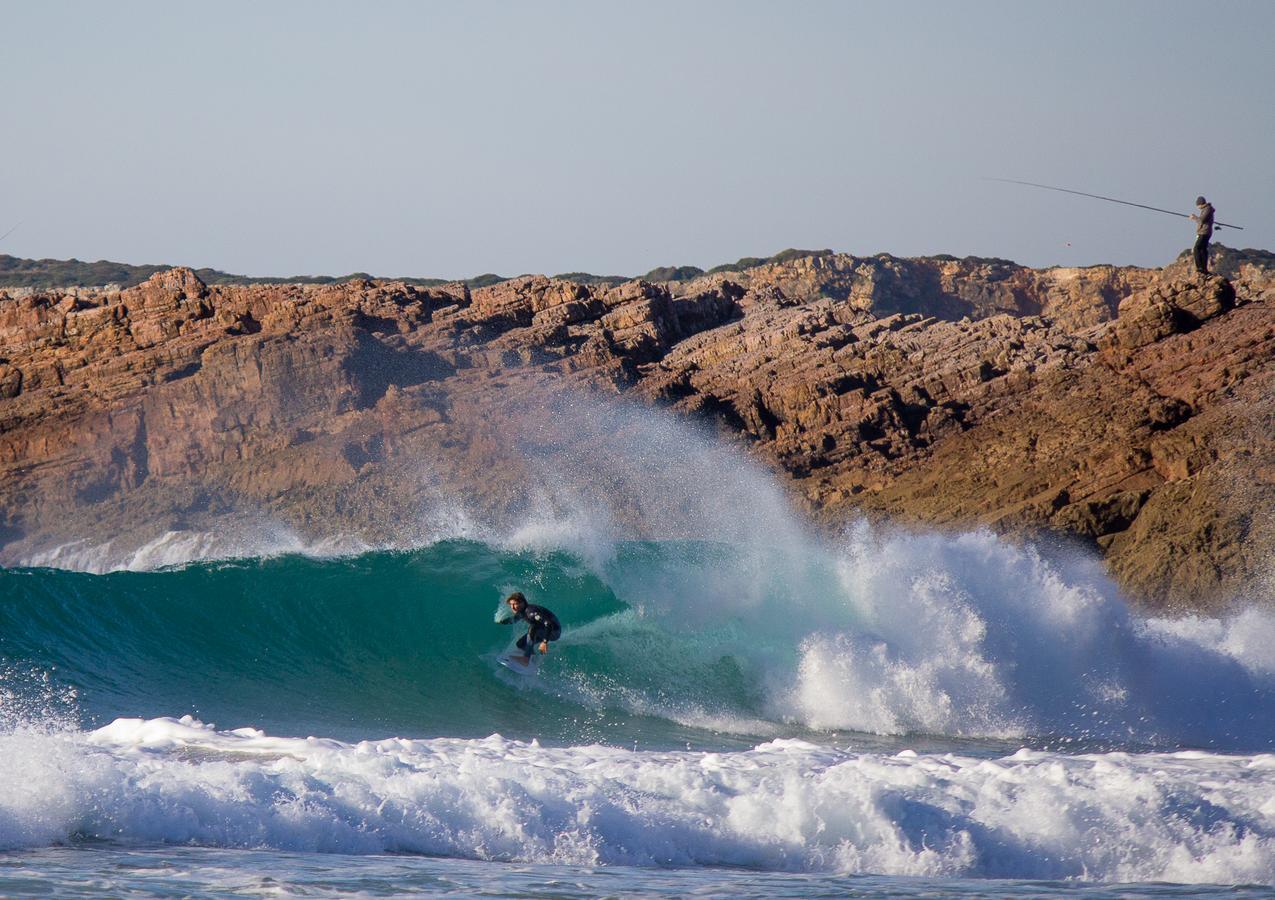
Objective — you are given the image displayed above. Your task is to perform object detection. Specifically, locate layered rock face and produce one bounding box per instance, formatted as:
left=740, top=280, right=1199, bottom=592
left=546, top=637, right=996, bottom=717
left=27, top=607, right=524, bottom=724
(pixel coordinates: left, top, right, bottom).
left=1, top=252, right=1271, bottom=610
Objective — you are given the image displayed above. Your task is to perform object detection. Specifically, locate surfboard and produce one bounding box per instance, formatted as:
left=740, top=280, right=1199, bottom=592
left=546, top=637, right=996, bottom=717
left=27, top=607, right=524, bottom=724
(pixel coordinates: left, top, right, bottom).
left=498, top=648, right=542, bottom=676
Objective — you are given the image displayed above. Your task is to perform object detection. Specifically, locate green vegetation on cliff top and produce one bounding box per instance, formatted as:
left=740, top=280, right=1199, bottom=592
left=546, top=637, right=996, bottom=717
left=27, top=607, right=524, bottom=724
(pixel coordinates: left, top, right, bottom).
left=0, top=248, right=838, bottom=291
left=0, top=255, right=459, bottom=291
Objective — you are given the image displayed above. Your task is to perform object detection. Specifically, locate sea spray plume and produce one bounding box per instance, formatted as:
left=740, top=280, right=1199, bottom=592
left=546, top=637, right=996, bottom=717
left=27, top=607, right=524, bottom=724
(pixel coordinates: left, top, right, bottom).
left=498, top=389, right=807, bottom=552
left=487, top=390, right=840, bottom=635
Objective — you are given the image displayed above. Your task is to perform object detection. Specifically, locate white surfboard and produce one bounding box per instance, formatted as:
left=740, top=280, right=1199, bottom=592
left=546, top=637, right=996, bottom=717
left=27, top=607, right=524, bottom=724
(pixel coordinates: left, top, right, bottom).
left=498, top=648, right=542, bottom=676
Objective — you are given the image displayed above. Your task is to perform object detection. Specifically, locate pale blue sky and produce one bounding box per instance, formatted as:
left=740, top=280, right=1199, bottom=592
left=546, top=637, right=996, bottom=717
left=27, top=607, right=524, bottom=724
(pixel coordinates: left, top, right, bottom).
left=4, top=1, right=1272, bottom=278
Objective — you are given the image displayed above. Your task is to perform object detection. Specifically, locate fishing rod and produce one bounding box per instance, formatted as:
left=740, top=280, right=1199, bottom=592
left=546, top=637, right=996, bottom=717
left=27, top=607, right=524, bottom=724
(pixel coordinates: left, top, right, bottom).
left=986, top=178, right=1245, bottom=230
left=0, top=221, right=19, bottom=244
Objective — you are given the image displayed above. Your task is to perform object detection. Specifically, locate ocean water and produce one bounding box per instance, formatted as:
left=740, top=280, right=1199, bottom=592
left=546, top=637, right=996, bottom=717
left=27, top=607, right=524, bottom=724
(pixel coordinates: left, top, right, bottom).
left=3, top=400, right=1275, bottom=895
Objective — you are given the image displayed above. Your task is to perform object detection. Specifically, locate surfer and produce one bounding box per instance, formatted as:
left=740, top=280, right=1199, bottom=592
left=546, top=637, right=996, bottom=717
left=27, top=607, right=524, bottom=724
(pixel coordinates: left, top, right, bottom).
left=1190, top=196, right=1215, bottom=276
left=499, top=592, right=562, bottom=664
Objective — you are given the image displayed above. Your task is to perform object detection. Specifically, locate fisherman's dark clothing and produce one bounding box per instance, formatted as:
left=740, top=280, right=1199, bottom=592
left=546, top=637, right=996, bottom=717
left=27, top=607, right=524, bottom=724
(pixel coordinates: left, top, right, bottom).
left=1193, top=202, right=1215, bottom=274
left=510, top=603, right=561, bottom=654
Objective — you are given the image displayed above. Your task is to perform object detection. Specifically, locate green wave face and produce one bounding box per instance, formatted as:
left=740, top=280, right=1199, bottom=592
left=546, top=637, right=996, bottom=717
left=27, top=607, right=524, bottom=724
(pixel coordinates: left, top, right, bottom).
left=0, top=541, right=845, bottom=749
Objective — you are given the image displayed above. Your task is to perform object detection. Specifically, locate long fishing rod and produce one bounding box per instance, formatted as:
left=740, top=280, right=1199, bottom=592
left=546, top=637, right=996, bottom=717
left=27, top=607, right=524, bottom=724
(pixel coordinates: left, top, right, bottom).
left=0, top=221, right=19, bottom=244
left=986, top=178, right=1244, bottom=230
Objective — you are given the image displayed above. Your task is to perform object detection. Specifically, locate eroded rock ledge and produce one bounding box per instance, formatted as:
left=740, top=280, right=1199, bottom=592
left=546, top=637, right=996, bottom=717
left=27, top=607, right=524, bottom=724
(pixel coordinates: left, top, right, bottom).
left=1, top=251, right=1271, bottom=610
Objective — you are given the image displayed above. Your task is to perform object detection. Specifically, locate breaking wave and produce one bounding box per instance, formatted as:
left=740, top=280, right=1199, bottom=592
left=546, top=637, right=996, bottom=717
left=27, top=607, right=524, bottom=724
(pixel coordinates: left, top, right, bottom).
left=3, top=528, right=1275, bottom=750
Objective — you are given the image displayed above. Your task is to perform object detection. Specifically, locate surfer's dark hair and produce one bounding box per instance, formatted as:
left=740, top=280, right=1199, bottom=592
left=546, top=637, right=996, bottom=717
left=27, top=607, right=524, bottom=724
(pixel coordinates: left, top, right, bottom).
left=506, top=591, right=526, bottom=605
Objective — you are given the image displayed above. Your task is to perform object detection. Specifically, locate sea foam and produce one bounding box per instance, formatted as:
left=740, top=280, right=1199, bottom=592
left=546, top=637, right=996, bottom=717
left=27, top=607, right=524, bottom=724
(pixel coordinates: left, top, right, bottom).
left=2, top=716, right=1274, bottom=884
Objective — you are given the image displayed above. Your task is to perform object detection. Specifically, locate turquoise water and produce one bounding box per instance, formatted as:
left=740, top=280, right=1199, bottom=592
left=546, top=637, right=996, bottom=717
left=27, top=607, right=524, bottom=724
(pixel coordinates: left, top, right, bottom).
left=0, top=541, right=847, bottom=750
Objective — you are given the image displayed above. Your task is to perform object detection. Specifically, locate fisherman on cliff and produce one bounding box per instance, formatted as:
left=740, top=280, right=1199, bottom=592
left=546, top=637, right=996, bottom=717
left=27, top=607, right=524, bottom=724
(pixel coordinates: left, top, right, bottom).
left=1190, top=196, right=1215, bottom=276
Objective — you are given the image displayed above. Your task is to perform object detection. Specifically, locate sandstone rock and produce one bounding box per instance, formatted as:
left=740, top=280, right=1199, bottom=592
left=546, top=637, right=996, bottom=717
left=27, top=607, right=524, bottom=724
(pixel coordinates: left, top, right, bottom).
left=0, top=364, right=21, bottom=398
left=1053, top=489, right=1151, bottom=538
left=676, top=252, right=1159, bottom=331
left=1109, top=274, right=1237, bottom=350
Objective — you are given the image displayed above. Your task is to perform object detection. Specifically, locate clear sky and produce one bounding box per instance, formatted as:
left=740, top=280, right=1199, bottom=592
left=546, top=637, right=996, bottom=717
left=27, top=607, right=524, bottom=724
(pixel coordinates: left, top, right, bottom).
left=4, top=0, right=1272, bottom=278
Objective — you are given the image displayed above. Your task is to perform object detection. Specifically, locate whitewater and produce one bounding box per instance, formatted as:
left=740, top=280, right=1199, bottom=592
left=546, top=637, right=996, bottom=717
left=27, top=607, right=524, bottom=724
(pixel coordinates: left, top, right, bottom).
left=2, top=397, right=1275, bottom=895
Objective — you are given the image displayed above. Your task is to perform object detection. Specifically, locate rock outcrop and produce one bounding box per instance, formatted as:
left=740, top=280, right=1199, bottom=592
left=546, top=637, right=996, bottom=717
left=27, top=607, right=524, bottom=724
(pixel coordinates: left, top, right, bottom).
left=1, top=251, right=1272, bottom=610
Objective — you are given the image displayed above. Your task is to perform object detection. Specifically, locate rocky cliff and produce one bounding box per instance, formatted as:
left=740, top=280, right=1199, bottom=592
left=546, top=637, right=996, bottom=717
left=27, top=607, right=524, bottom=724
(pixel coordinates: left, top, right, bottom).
left=1, top=251, right=1271, bottom=610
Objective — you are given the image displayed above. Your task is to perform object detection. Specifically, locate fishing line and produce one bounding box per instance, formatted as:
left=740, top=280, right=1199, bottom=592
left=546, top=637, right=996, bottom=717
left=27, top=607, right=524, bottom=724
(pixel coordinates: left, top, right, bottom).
left=986, top=178, right=1244, bottom=230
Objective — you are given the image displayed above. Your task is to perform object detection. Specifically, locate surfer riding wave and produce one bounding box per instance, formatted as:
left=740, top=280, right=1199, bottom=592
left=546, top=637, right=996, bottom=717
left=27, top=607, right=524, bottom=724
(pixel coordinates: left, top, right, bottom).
left=496, top=591, right=562, bottom=666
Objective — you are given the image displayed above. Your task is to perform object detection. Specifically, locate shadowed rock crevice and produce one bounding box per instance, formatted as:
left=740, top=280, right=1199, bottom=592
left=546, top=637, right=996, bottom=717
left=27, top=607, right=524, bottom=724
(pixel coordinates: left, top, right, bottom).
left=344, top=331, right=454, bottom=408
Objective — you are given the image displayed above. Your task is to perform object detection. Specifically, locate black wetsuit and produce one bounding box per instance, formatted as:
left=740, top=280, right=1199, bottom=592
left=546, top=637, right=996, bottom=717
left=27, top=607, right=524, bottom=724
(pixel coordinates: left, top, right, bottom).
left=512, top=603, right=562, bottom=655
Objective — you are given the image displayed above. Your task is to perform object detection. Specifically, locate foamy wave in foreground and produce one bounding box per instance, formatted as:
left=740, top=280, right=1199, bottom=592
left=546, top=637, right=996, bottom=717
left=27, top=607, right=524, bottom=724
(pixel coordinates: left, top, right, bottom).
left=3, top=716, right=1275, bottom=884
